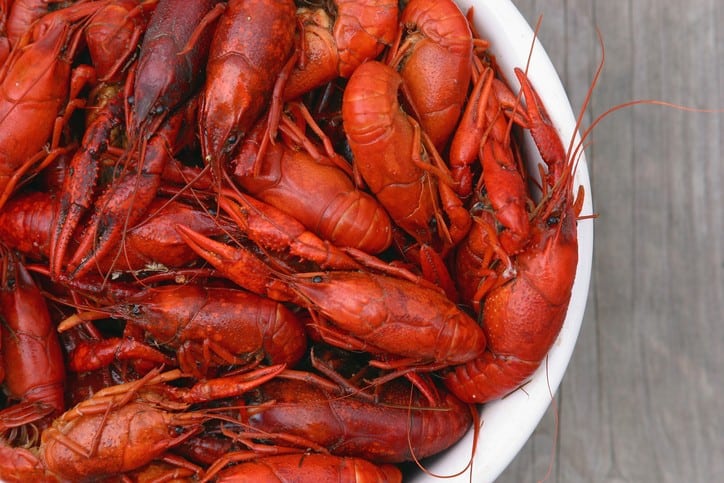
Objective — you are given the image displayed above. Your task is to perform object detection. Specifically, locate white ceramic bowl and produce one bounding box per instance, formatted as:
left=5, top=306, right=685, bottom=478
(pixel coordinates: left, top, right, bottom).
left=407, top=1, right=594, bottom=481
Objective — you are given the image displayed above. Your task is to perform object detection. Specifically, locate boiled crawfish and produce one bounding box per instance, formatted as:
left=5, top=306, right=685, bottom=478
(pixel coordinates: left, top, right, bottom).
left=444, top=69, right=584, bottom=403
left=210, top=453, right=402, bottom=483
left=342, top=59, right=470, bottom=251
left=0, top=252, right=65, bottom=440
left=0, top=190, right=234, bottom=276
left=0, top=365, right=285, bottom=481
left=0, top=2, right=101, bottom=210
left=199, top=0, right=296, bottom=185
left=231, top=113, right=394, bottom=255
left=390, top=0, right=474, bottom=150
left=175, top=224, right=487, bottom=368
left=61, top=283, right=308, bottom=377
left=239, top=374, right=474, bottom=463
left=282, top=0, right=399, bottom=100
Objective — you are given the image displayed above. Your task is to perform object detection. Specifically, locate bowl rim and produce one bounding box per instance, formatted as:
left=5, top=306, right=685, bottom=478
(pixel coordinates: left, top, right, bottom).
left=406, top=1, right=594, bottom=481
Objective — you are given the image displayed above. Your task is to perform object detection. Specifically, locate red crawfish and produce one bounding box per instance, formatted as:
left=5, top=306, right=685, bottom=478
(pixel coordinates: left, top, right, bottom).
left=283, top=0, right=399, bottom=100
left=0, top=365, right=285, bottom=482
left=174, top=224, right=487, bottom=368
left=206, top=454, right=401, bottom=482
left=60, top=283, right=308, bottom=377
left=63, top=96, right=200, bottom=280
left=4, top=0, right=60, bottom=48
left=444, top=69, right=584, bottom=403
left=230, top=117, right=393, bottom=255
left=389, top=0, right=473, bottom=150
left=218, top=188, right=364, bottom=271
left=445, top=183, right=581, bottom=403
left=0, top=253, right=65, bottom=434
left=49, top=89, right=126, bottom=279
left=452, top=62, right=576, bottom=310
left=455, top=63, right=533, bottom=253
left=198, top=0, right=296, bottom=186
left=450, top=69, right=533, bottom=309
left=0, top=2, right=102, bottom=210
left=0, top=1, right=10, bottom=65
left=83, top=0, right=158, bottom=83
left=88, top=0, right=218, bottom=282
left=342, top=59, right=470, bottom=250
left=448, top=59, right=529, bottom=199
left=0, top=190, right=233, bottom=276
left=126, top=0, right=216, bottom=140
left=238, top=375, right=474, bottom=464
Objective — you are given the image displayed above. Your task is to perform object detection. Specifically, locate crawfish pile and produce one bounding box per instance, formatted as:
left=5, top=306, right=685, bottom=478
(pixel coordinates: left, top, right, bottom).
left=0, top=0, right=584, bottom=481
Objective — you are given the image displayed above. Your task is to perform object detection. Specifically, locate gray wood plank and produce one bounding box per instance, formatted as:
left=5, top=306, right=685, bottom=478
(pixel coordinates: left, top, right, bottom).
left=496, top=0, right=723, bottom=481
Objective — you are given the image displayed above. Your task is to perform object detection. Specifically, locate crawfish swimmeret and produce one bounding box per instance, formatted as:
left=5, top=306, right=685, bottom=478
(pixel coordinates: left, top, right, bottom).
left=0, top=0, right=584, bottom=480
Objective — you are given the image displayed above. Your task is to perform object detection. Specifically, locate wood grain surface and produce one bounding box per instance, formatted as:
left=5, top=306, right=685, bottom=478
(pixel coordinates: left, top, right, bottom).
left=497, top=1, right=723, bottom=481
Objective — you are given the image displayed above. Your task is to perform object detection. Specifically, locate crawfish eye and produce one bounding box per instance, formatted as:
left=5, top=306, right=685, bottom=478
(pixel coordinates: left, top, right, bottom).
left=312, top=275, right=324, bottom=283
left=546, top=214, right=561, bottom=227
left=130, top=304, right=142, bottom=316
left=223, top=132, right=242, bottom=154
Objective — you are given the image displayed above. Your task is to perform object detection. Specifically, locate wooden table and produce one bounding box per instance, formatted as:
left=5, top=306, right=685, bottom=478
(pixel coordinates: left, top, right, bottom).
left=497, top=1, right=723, bottom=481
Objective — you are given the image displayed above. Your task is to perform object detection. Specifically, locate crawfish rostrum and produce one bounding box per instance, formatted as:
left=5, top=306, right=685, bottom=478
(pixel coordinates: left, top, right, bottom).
left=0, top=0, right=583, bottom=481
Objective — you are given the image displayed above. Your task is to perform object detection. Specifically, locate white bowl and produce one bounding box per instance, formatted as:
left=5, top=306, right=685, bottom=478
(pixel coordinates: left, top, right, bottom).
left=407, top=1, right=594, bottom=481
